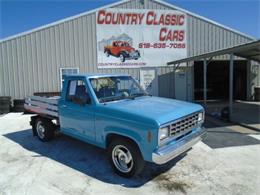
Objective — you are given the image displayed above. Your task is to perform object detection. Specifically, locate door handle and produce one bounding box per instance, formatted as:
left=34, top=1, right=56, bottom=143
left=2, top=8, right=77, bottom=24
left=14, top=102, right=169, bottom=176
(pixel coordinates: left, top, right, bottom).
left=61, top=105, right=67, bottom=108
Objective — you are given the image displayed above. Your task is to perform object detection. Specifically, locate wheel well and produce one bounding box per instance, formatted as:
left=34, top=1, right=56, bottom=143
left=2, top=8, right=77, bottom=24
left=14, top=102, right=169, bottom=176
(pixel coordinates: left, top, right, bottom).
left=119, top=51, right=127, bottom=56
left=106, top=133, right=139, bottom=149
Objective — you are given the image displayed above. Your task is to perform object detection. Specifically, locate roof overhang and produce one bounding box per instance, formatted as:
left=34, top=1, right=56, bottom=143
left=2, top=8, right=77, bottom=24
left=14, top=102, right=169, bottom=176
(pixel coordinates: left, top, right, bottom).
left=167, top=40, right=260, bottom=65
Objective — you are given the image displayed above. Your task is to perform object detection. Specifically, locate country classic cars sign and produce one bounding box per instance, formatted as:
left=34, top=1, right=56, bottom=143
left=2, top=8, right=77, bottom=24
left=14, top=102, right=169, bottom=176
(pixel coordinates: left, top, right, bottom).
left=96, top=9, right=187, bottom=68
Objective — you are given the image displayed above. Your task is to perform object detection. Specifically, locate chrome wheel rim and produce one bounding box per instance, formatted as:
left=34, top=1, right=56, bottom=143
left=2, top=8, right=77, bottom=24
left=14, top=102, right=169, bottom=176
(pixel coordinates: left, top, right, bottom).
left=105, top=51, right=109, bottom=57
left=36, top=121, right=45, bottom=139
left=120, top=54, right=124, bottom=62
left=112, top=145, right=133, bottom=173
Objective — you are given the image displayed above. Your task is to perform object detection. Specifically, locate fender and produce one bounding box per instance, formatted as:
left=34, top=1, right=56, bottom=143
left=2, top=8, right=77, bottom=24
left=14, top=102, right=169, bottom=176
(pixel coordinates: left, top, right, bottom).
left=103, top=126, right=152, bottom=161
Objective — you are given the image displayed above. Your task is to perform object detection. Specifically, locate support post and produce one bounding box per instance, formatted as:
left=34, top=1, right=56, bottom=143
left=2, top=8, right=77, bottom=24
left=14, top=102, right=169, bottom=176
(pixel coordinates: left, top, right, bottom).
left=229, top=54, right=234, bottom=115
left=203, top=59, right=207, bottom=107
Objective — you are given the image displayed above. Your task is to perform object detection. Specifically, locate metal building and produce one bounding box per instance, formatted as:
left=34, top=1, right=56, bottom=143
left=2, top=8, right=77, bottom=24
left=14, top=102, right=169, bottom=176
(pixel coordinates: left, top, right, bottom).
left=0, top=0, right=258, bottom=101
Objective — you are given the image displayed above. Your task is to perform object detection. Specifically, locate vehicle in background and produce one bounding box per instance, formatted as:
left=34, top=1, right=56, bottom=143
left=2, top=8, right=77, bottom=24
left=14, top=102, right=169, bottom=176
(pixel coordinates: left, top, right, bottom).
left=104, top=41, right=140, bottom=62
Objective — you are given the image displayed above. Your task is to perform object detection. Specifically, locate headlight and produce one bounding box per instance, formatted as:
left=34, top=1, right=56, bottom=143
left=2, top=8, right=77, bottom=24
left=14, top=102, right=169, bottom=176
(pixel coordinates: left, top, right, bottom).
left=198, top=112, right=204, bottom=122
left=158, top=126, right=169, bottom=141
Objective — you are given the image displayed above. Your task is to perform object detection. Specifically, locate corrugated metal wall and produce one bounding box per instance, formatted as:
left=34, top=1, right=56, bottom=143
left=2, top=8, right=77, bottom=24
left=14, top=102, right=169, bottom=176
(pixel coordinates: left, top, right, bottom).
left=0, top=0, right=253, bottom=99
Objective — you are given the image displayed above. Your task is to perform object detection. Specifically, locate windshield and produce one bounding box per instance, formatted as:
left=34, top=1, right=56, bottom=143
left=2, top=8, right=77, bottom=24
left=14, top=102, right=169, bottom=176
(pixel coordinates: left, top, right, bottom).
left=89, top=76, right=149, bottom=103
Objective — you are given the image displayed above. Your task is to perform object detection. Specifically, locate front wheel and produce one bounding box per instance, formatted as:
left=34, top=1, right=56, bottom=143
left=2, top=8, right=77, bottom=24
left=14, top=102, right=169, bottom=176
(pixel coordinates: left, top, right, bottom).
left=108, top=138, right=145, bottom=177
left=119, top=53, right=125, bottom=62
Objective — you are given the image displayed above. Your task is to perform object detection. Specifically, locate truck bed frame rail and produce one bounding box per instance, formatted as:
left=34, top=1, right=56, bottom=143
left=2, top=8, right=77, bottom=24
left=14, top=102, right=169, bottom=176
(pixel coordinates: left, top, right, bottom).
left=24, top=96, right=59, bottom=117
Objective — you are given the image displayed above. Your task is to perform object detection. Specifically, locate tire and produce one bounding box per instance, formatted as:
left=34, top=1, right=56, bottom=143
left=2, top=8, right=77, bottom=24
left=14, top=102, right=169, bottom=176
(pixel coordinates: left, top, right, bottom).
left=35, top=118, right=55, bottom=142
left=13, top=99, right=25, bottom=112
left=0, top=97, right=11, bottom=114
left=108, top=138, right=145, bottom=178
left=0, top=96, right=11, bottom=102
left=119, top=53, right=125, bottom=62
left=105, top=50, right=110, bottom=57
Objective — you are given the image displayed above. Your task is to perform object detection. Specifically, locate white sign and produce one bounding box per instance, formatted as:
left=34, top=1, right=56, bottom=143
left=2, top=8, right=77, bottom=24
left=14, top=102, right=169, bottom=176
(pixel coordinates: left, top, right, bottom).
left=96, top=9, right=187, bottom=68
left=140, top=69, right=158, bottom=96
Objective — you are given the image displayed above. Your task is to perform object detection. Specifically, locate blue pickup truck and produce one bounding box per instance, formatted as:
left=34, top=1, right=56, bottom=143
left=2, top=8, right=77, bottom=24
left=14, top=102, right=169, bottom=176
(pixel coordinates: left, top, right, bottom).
left=25, top=74, right=206, bottom=177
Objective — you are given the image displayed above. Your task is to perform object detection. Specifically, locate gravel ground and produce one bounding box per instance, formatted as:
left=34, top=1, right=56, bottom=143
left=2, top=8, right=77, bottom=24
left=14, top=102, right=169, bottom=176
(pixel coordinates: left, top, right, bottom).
left=0, top=113, right=260, bottom=195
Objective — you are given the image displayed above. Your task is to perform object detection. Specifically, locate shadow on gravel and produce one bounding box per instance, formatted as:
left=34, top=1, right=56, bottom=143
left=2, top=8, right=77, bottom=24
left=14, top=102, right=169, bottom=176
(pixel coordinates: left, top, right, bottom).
left=4, top=129, right=185, bottom=188
left=203, top=118, right=260, bottom=149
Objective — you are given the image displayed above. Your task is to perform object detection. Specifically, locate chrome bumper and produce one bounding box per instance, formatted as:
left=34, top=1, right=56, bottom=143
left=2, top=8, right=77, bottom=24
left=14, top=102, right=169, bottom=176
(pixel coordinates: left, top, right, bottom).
left=152, top=127, right=206, bottom=165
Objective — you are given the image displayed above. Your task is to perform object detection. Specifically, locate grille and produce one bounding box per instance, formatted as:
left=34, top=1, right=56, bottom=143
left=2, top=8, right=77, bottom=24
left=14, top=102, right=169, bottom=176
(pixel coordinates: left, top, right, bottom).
left=169, top=113, right=199, bottom=138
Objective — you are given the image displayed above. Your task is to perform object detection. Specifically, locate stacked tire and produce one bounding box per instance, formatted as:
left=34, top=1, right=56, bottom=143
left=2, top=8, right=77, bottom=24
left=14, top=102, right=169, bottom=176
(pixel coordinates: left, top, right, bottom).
left=0, top=96, right=11, bottom=114
left=13, top=99, right=25, bottom=112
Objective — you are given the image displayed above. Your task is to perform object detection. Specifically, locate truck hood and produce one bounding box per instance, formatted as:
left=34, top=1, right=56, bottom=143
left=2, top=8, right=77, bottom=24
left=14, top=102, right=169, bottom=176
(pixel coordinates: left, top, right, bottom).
left=105, top=96, right=203, bottom=126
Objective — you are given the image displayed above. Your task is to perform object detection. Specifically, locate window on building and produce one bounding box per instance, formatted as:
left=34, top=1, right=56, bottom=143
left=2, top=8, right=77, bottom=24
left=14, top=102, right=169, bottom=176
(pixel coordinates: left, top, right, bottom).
left=60, top=68, right=79, bottom=89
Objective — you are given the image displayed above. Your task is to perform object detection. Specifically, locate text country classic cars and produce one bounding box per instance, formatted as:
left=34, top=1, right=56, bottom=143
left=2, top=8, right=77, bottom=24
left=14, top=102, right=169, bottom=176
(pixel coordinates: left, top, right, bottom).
left=97, top=9, right=185, bottom=42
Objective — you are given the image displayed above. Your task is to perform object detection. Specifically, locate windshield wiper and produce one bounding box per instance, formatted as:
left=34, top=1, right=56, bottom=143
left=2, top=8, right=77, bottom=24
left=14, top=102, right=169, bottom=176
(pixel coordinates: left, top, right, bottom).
left=129, top=92, right=151, bottom=99
left=99, top=96, right=123, bottom=103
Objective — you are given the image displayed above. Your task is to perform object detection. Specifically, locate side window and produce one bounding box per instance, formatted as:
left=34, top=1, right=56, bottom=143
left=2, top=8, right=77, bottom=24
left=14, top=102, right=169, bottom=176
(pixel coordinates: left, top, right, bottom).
left=66, top=80, right=89, bottom=104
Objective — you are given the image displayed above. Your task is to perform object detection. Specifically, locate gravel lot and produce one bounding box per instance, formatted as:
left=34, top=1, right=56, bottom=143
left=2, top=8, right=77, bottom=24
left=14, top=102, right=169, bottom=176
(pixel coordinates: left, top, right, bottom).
left=0, top=113, right=260, bottom=195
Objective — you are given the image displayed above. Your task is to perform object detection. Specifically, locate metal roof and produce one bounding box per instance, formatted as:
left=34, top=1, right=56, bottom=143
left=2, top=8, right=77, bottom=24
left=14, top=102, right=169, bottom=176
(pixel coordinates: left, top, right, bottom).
left=0, top=0, right=255, bottom=43
left=167, top=40, right=260, bottom=65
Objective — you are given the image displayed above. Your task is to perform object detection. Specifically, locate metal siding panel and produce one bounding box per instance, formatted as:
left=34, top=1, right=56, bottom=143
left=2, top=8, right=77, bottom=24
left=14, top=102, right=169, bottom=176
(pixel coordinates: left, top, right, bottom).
left=50, top=27, right=59, bottom=91
left=187, top=16, right=191, bottom=57
left=59, top=24, right=66, bottom=68
left=72, top=20, right=78, bottom=69
left=16, top=38, right=25, bottom=98
left=19, top=37, right=27, bottom=97
left=29, top=33, right=38, bottom=95
left=63, top=22, right=70, bottom=67
left=34, top=32, right=44, bottom=92
left=2, top=43, right=10, bottom=95
left=91, top=14, right=98, bottom=73
left=50, top=28, right=56, bottom=90
left=45, top=29, right=52, bottom=91
left=200, top=20, right=205, bottom=54
left=68, top=21, right=75, bottom=67
left=11, top=39, right=21, bottom=98
left=6, top=41, right=16, bottom=98
left=41, top=30, right=49, bottom=92
left=86, top=15, right=93, bottom=73
left=0, top=44, right=6, bottom=95
left=82, top=16, right=89, bottom=73
left=77, top=17, right=85, bottom=73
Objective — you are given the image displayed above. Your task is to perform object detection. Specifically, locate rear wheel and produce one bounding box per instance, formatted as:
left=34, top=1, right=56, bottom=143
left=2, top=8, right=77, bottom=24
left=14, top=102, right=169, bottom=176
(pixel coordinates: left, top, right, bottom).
left=108, top=138, right=145, bottom=177
left=35, top=118, right=55, bottom=142
left=105, top=50, right=110, bottom=57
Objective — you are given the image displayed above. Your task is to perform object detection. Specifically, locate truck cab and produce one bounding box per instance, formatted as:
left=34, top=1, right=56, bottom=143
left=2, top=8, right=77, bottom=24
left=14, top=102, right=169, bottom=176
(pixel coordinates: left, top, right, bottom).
left=26, top=74, right=206, bottom=177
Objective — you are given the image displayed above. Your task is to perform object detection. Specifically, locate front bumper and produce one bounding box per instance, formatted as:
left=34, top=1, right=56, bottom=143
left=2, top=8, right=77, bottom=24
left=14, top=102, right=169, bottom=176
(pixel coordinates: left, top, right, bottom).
left=152, top=127, right=206, bottom=165
left=126, top=51, right=140, bottom=59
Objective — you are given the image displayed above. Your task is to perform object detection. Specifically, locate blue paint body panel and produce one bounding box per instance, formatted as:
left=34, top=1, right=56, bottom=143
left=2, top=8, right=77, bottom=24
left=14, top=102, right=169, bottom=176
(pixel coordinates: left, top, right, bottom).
left=58, top=74, right=204, bottom=162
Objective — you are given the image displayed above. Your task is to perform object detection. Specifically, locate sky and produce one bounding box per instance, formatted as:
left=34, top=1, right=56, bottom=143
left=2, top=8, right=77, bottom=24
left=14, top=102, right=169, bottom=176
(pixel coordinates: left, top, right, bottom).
left=0, top=0, right=259, bottom=40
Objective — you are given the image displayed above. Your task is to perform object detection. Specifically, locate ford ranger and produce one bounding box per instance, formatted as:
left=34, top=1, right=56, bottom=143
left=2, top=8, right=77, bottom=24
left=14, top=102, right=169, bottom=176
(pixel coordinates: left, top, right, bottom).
left=25, top=74, right=206, bottom=177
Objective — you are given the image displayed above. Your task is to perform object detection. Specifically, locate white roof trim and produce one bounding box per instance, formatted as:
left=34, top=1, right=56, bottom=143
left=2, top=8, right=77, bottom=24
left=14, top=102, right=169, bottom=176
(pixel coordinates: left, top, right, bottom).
left=153, top=0, right=255, bottom=40
left=0, top=0, right=255, bottom=43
